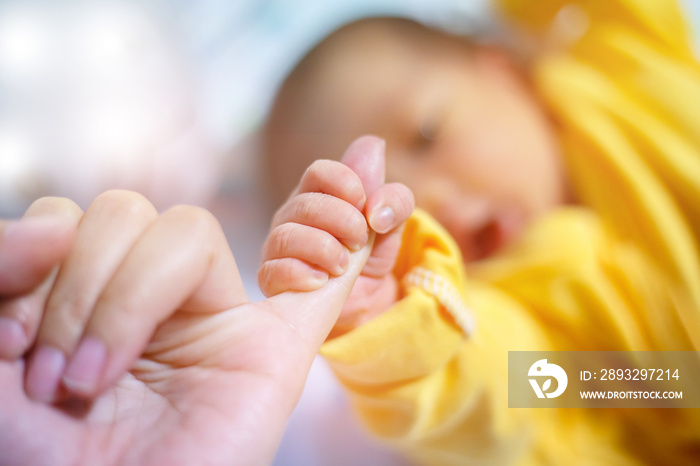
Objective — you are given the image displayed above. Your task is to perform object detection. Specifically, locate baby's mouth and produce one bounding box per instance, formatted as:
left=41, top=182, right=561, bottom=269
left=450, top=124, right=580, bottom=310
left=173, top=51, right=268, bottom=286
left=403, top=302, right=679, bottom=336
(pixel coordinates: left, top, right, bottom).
left=462, top=211, right=524, bottom=262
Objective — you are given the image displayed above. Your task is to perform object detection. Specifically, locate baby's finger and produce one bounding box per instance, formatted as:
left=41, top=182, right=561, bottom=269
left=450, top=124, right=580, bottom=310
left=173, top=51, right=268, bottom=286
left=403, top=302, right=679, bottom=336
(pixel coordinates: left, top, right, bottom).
left=340, top=135, right=386, bottom=197
left=295, top=160, right=366, bottom=211
left=263, top=223, right=350, bottom=277
left=272, top=193, right=368, bottom=251
left=0, top=197, right=82, bottom=360
left=59, top=205, right=247, bottom=399
left=259, top=258, right=329, bottom=297
left=360, top=183, right=414, bottom=279
left=365, top=182, right=415, bottom=234
left=25, top=191, right=158, bottom=402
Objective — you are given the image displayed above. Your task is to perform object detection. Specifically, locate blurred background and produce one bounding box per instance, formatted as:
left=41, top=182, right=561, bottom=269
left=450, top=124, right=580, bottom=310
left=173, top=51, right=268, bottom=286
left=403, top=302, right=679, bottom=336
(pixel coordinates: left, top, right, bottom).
left=0, top=0, right=698, bottom=464
left=0, top=0, right=496, bottom=218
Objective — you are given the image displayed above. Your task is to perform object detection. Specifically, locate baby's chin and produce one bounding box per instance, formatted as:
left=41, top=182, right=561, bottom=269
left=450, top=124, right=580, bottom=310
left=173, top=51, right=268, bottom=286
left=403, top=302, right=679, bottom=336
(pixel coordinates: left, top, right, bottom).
left=459, top=210, right=526, bottom=263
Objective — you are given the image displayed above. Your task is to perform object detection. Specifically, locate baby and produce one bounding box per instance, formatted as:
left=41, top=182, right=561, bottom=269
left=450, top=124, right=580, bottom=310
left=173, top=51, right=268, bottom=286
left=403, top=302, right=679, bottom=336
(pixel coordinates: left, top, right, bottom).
left=263, top=16, right=570, bottom=263
left=261, top=3, right=700, bottom=464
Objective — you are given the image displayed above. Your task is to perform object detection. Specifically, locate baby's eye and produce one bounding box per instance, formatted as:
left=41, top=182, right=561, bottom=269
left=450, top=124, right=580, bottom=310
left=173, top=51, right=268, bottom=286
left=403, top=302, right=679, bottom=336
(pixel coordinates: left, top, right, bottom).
left=410, top=117, right=438, bottom=155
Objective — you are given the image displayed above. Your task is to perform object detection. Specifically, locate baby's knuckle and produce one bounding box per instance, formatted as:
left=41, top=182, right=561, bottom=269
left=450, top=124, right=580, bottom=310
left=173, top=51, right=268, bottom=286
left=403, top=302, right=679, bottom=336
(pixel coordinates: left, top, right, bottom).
left=261, top=258, right=299, bottom=292
left=258, top=264, right=274, bottom=295
left=281, top=263, right=296, bottom=285
left=348, top=209, right=368, bottom=233
left=302, top=162, right=324, bottom=187
left=397, top=184, right=415, bottom=214
left=271, top=204, right=289, bottom=227
left=339, top=170, right=363, bottom=198
left=273, top=224, right=295, bottom=256
left=304, top=159, right=333, bottom=180
left=291, top=193, right=318, bottom=222
left=306, top=159, right=327, bottom=172
left=317, top=234, right=338, bottom=261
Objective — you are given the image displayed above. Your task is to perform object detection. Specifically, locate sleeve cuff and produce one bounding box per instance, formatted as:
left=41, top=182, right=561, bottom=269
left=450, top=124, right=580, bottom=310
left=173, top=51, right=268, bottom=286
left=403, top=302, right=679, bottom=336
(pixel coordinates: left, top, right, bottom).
left=320, top=209, right=473, bottom=386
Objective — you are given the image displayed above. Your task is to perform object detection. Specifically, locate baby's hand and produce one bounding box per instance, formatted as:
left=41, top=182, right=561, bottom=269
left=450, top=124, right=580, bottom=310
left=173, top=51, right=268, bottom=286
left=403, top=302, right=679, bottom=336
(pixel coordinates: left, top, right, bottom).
left=260, top=136, right=414, bottom=338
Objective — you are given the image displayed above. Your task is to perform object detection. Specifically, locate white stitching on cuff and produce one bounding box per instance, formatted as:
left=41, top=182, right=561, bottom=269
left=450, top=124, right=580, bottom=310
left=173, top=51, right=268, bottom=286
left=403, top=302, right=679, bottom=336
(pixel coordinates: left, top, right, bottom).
left=403, top=267, right=475, bottom=336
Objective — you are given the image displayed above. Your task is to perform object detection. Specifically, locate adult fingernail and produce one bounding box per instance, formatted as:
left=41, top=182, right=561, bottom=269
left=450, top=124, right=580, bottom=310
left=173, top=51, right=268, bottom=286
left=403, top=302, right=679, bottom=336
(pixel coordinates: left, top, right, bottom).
left=369, top=206, right=395, bottom=234
left=25, top=345, right=66, bottom=403
left=62, top=337, right=107, bottom=397
left=0, top=317, right=28, bottom=359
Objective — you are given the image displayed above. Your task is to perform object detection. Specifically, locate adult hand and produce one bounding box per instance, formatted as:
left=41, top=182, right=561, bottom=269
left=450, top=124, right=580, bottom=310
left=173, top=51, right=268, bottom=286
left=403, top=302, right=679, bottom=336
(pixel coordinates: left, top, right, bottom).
left=0, top=148, right=377, bottom=465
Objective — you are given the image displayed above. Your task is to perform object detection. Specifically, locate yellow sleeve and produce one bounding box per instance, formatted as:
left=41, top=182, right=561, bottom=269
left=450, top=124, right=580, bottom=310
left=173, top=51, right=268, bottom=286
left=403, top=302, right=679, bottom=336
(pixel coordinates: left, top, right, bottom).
left=320, top=209, right=549, bottom=464
left=320, top=209, right=700, bottom=465
left=495, top=0, right=700, bottom=320
left=494, top=0, right=694, bottom=56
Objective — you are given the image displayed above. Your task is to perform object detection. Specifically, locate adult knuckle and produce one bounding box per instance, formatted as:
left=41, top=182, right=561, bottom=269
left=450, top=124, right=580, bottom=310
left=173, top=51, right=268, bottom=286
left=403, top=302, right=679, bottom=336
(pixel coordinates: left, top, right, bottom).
left=166, top=205, right=219, bottom=238
left=63, top=296, right=92, bottom=322
left=47, top=291, right=90, bottom=324
left=26, top=196, right=82, bottom=217
left=91, top=190, right=156, bottom=220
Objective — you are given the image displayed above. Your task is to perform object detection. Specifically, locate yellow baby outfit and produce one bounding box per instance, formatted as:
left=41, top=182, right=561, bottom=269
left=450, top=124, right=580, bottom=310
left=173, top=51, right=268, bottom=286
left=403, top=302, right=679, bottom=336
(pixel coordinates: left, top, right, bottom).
left=321, top=0, right=700, bottom=464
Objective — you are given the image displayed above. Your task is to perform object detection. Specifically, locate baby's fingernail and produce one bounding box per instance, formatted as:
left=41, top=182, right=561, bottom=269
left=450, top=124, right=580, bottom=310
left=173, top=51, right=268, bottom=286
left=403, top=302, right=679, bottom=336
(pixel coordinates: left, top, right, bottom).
left=369, top=206, right=395, bottom=234
left=62, top=337, right=106, bottom=397
left=347, top=235, right=366, bottom=252
left=333, top=251, right=350, bottom=276
left=305, top=268, right=329, bottom=289
left=26, top=345, right=66, bottom=403
left=0, top=317, right=27, bottom=359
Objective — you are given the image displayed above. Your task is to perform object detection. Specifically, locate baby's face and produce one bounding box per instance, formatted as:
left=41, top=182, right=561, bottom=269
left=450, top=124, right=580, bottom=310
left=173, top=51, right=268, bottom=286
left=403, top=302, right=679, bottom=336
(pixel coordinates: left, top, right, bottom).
left=314, top=42, right=569, bottom=262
